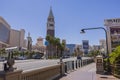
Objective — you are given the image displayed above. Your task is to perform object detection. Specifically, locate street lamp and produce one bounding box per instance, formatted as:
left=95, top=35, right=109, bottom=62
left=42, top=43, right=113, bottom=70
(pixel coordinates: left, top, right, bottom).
left=80, top=27, right=111, bottom=74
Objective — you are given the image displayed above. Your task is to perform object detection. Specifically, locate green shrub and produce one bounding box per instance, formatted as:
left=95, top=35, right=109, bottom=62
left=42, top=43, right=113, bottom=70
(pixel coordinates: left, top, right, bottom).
left=109, top=46, right=120, bottom=65
left=109, top=46, right=120, bottom=77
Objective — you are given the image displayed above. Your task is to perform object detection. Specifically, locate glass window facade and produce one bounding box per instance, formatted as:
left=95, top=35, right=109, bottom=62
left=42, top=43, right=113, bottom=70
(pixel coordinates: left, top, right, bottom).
left=0, top=23, right=10, bottom=44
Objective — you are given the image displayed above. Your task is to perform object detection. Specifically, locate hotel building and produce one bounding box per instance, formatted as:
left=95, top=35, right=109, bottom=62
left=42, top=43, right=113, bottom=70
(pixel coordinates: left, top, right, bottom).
left=0, top=16, right=26, bottom=49
left=104, top=18, right=120, bottom=53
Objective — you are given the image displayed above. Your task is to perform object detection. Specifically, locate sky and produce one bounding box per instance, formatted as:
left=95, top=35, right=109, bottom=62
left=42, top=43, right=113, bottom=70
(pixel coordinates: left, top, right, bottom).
left=0, top=0, right=120, bottom=45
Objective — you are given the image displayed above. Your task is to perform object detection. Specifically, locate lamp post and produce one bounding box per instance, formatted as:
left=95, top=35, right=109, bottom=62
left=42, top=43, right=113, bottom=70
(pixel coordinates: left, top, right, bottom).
left=80, top=27, right=111, bottom=73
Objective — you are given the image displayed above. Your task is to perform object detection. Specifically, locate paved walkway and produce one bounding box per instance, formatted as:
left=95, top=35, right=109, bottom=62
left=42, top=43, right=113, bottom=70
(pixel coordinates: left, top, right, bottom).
left=59, top=63, right=119, bottom=80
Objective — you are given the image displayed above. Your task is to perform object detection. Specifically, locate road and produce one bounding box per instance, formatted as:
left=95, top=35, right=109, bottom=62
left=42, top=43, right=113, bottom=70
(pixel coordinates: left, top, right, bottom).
left=0, top=57, right=91, bottom=72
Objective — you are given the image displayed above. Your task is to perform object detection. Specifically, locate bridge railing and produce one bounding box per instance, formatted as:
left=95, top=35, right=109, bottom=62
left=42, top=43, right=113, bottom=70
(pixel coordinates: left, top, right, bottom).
left=63, top=58, right=94, bottom=74
left=0, top=58, right=94, bottom=80
left=21, top=64, right=60, bottom=80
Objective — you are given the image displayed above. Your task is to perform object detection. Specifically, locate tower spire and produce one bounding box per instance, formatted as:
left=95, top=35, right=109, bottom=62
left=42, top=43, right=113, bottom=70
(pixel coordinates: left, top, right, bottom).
left=48, top=6, right=54, bottom=18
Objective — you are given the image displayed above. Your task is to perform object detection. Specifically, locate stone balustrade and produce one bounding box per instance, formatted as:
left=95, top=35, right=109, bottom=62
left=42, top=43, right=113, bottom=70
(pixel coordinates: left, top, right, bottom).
left=0, top=58, right=94, bottom=80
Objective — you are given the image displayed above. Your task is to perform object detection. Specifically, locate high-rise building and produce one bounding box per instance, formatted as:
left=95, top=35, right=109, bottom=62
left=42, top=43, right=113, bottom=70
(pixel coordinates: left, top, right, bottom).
left=0, top=17, right=11, bottom=48
left=9, top=29, right=26, bottom=47
left=0, top=16, right=26, bottom=49
left=104, top=18, right=120, bottom=53
left=92, top=45, right=101, bottom=51
left=46, top=7, right=55, bottom=37
left=99, top=39, right=106, bottom=53
left=27, top=32, right=32, bottom=51
left=66, top=44, right=76, bottom=55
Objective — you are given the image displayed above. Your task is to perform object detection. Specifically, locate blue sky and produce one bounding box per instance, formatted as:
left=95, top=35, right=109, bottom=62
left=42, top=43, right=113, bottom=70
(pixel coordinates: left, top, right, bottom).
left=0, top=0, right=120, bottom=45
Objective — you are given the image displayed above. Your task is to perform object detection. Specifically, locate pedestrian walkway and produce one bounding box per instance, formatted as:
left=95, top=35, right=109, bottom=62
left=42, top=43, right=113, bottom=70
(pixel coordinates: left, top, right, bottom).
left=59, top=63, right=119, bottom=80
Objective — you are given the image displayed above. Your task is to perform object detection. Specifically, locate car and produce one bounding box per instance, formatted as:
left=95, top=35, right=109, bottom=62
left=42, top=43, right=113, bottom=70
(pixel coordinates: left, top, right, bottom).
left=17, top=56, right=27, bottom=60
left=77, top=56, right=82, bottom=60
left=62, top=56, right=70, bottom=59
left=32, top=54, right=42, bottom=59
left=0, top=57, right=5, bottom=61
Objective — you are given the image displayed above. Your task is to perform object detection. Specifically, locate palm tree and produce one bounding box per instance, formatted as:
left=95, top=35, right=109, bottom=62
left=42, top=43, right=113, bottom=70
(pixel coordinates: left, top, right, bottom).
left=0, top=48, right=6, bottom=57
left=58, top=42, right=65, bottom=58
left=46, top=35, right=55, bottom=58
left=54, top=38, right=60, bottom=58
left=76, top=47, right=83, bottom=57
left=12, top=50, right=20, bottom=58
left=74, top=49, right=77, bottom=57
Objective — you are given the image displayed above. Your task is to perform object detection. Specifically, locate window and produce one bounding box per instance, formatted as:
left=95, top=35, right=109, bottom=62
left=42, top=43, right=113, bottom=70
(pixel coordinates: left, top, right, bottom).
left=49, top=24, right=54, bottom=26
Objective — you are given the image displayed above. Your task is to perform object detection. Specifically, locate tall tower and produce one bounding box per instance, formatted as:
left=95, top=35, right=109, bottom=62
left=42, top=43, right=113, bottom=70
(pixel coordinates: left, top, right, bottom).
left=47, top=7, right=55, bottom=37
left=27, top=32, right=32, bottom=51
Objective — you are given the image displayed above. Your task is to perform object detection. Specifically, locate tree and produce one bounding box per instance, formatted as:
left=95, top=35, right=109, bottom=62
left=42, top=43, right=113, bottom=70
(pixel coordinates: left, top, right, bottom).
left=73, top=49, right=77, bottom=57
left=54, top=38, right=60, bottom=58
left=75, top=46, right=83, bottom=57
left=109, top=46, right=120, bottom=76
left=88, top=50, right=99, bottom=57
left=109, top=46, right=120, bottom=65
left=46, top=35, right=66, bottom=58
left=59, top=42, right=65, bottom=57
left=46, top=35, right=54, bottom=58
left=0, top=48, right=6, bottom=57
left=12, top=50, right=20, bottom=58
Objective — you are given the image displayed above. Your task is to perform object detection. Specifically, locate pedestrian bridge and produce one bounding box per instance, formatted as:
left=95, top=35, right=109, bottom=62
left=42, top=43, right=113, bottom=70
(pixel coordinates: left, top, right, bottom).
left=0, top=58, right=94, bottom=80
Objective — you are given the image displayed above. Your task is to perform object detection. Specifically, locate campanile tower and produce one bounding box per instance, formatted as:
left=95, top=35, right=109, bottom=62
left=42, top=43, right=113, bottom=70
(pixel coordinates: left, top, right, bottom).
left=46, top=7, right=55, bottom=37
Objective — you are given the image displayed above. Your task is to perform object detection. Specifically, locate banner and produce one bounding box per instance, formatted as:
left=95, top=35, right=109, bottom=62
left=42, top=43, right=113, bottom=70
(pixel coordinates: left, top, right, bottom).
left=82, top=40, right=89, bottom=49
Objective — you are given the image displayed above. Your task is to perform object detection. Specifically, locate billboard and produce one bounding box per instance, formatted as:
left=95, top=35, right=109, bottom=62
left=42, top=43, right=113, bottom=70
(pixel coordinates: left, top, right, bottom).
left=82, top=40, right=89, bottom=49
left=110, top=27, right=120, bottom=48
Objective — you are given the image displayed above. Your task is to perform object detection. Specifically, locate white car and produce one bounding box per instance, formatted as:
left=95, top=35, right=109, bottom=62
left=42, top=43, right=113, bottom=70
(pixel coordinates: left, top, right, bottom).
left=0, top=57, right=5, bottom=61
left=17, top=56, right=27, bottom=60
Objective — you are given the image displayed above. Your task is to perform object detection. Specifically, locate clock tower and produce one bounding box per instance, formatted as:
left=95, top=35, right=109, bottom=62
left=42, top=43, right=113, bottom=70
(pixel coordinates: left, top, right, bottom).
left=47, top=7, right=55, bottom=37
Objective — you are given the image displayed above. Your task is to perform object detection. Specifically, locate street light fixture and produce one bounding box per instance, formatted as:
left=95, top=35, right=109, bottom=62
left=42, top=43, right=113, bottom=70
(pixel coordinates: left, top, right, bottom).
left=80, top=29, right=85, bottom=34
left=80, top=27, right=111, bottom=74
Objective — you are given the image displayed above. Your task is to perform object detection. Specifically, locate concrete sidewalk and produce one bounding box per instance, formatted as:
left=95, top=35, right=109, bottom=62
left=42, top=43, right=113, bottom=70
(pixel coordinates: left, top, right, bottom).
left=59, top=63, right=119, bottom=80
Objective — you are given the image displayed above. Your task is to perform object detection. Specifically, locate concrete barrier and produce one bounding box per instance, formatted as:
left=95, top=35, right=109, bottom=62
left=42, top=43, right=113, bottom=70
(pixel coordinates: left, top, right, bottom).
left=21, top=64, right=60, bottom=80
left=0, top=58, right=94, bottom=80
left=0, top=70, right=22, bottom=80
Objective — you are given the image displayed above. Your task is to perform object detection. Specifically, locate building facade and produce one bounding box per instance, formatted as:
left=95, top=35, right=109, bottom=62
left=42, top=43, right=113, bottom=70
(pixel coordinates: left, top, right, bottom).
left=36, top=37, right=44, bottom=46
left=0, top=17, right=11, bottom=48
left=0, top=16, right=26, bottom=49
left=32, top=37, right=46, bottom=54
left=99, top=39, right=106, bottom=54
left=104, top=18, right=120, bottom=53
left=66, top=44, right=76, bottom=56
left=92, top=45, right=101, bottom=51
left=9, top=29, right=26, bottom=47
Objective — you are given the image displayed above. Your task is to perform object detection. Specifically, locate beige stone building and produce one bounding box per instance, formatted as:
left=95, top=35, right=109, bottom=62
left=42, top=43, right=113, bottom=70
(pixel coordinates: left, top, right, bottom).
left=104, top=18, right=120, bottom=53
left=0, top=16, right=26, bottom=49
left=99, top=39, right=106, bottom=53
left=9, top=29, right=26, bottom=47
left=32, top=37, right=46, bottom=53
left=36, top=37, right=44, bottom=46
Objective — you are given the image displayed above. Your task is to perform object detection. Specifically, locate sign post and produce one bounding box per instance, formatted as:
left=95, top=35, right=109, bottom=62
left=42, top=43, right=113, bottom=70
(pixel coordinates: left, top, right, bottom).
left=96, top=55, right=104, bottom=74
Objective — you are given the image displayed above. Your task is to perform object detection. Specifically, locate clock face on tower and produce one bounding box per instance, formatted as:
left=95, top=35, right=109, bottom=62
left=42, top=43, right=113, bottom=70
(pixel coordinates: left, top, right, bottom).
left=50, top=24, right=54, bottom=26
left=48, top=18, right=54, bottom=22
